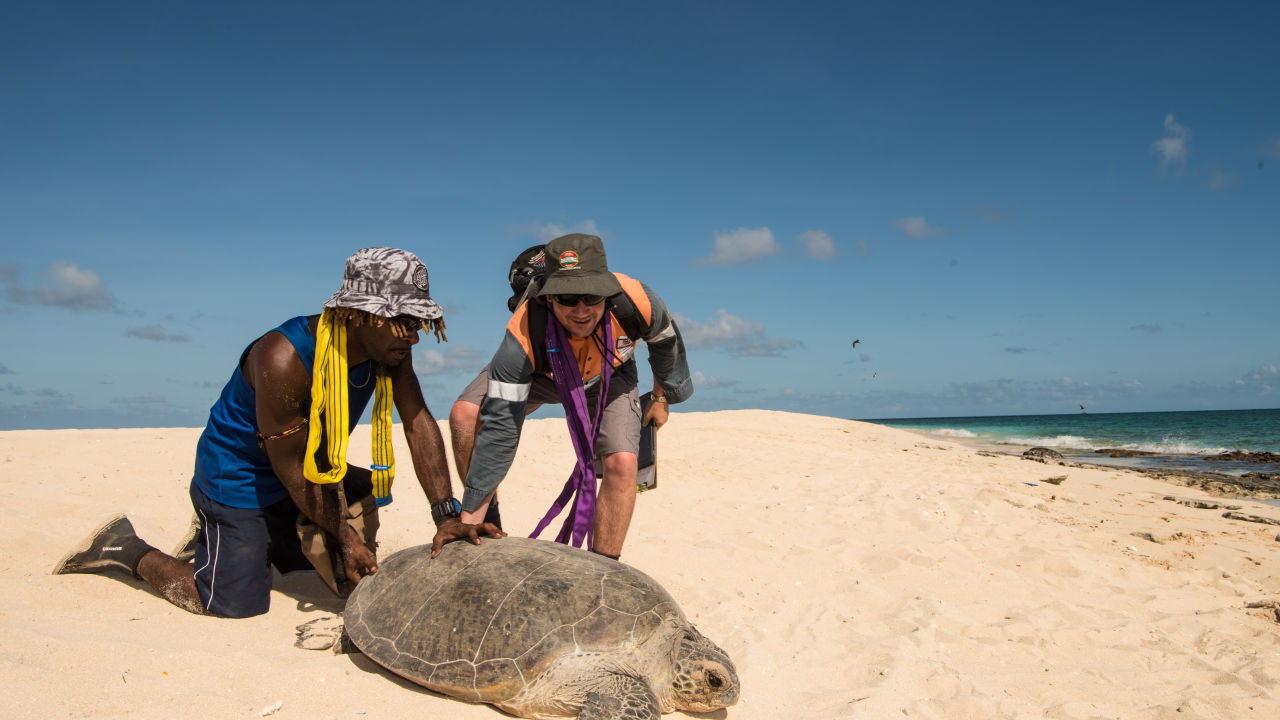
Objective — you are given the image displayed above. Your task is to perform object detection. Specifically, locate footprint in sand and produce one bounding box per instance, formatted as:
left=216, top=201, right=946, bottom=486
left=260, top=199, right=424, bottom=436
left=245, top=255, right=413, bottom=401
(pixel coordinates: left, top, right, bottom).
left=858, top=554, right=902, bottom=574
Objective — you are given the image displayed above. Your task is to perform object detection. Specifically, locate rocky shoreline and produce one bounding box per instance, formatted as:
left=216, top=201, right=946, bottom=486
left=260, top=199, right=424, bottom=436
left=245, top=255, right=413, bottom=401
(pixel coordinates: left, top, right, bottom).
left=1090, top=448, right=1280, bottom=498
left=1202, top=450, right=1280, bottom=463
left=1087, top=463, right=1280, bottom=500
left=1017, top=447, right=1280, bottom=500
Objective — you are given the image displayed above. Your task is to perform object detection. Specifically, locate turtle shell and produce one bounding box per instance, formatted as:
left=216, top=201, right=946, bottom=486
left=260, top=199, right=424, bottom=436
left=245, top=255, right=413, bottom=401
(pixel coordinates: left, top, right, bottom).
left=343, top=536, right=687, bottom=705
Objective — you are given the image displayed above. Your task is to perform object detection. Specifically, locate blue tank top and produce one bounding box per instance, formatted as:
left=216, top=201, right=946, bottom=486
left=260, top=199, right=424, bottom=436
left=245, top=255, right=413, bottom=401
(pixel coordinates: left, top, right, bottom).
left=191, top=316, right=377, bottom=508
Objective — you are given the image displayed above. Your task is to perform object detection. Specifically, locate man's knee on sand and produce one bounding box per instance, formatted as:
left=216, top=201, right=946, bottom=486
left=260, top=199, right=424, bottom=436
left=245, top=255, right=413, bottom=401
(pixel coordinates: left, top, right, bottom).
left=191, top=483, right=377, bottom=618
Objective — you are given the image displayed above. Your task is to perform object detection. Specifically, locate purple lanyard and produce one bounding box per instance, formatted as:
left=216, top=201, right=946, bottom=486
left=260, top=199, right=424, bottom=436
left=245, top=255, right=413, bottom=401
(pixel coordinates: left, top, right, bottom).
left=529, top=310, right=614, bottom=548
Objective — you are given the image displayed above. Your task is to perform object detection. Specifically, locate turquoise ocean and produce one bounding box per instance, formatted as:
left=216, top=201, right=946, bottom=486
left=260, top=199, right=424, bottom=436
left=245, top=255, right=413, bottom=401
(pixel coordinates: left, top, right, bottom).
left=865, top=408, right=1280, bottom=477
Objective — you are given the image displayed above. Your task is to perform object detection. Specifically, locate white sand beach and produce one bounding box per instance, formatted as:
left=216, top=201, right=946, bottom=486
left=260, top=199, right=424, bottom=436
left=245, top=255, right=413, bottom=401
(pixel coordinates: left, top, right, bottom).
left=4, top=410, right=1279, bottom=719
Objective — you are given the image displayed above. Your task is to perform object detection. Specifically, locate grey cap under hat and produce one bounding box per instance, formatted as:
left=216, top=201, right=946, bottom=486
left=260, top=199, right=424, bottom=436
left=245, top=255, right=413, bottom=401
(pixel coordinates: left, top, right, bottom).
left=324, top=247, right=443, bottom=320
left=534, top=234, right=624, bottom=299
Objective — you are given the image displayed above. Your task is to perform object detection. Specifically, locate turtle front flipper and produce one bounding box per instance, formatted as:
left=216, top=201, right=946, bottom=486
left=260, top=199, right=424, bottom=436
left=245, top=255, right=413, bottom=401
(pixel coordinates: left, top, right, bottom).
left=579, top=678, right=660, bottom=720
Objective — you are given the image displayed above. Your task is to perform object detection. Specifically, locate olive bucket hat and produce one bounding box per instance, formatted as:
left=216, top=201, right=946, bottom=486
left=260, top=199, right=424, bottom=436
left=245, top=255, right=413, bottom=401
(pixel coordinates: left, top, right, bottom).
left=534, top=234, right=624, bottom=300
left=324, top=247, right=443, bottom=319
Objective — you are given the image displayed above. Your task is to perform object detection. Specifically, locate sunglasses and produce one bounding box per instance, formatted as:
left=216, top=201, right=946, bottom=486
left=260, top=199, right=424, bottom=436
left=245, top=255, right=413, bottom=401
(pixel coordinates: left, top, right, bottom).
left=387, top=315, right=425, bottom=338
left=550, top=294, right=606, bottom=307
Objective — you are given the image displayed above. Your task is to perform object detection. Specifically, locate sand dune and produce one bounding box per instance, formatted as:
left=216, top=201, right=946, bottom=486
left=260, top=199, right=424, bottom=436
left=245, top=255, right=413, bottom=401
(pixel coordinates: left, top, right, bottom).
left=4, top=410, right=1279, bottom=719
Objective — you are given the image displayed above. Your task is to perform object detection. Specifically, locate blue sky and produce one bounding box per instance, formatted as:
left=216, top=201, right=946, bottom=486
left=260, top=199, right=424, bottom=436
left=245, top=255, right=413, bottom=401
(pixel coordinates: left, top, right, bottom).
left=2, top=1, right=1278, bottom=430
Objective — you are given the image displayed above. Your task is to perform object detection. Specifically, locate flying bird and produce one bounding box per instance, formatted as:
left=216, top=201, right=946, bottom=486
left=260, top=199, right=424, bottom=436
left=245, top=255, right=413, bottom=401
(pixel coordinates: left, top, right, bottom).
left=851, top=339, right=861, bottom=349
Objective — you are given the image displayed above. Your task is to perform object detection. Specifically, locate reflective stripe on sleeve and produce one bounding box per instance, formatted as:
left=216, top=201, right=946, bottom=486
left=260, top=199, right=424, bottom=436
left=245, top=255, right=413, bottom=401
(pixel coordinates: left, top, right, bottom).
left=650, top=321, right=677, bottom=343
left=487, top=379, right=530, bottom=402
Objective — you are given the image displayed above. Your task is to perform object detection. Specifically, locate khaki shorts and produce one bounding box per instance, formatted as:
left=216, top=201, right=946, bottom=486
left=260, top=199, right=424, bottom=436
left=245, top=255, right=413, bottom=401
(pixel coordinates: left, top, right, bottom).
left=296, top=493, right=379, bottom=597
left=457, top=367, right=642, bottom=459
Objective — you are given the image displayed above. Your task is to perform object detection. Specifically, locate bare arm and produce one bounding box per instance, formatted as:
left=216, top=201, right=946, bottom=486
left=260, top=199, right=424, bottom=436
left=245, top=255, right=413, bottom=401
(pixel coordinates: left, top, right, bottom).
left=248, top=331, right=376, bottom=580
left=643, top=386, right=670, bottom=429
left=387, top=354, right=453, bottom=503
left=388, top=355, right=505, bottom=556
left=639, top=284, right=693, bottom=404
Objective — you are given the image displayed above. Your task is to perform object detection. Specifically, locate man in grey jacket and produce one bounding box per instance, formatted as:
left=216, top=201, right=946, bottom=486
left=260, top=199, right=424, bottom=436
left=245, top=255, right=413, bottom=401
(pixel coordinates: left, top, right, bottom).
left=449, top=234, right=691, bottom=559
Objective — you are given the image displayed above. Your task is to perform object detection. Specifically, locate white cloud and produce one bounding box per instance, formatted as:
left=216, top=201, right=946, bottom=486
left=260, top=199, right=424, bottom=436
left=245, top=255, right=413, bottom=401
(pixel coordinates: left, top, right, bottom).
left=521, top=220, right=604, bottom=244
left=1249, top=364, right=1278, bottom=380
left=415, top=344, right=486, bottom=376
left=676, top=309, right=763, bottom=349
left=1152, top=113, right=1191, bottom=165
left=691, top=370, right=740, bottom=390
left=0, top=260, right=115, bottom=310
left=1243, top=364, right=1278, bottom=394
left=127, top=325, right=190, bottom=343
left=892, top=216, right=943, bottom=238
left=674, top=309, right=802, bottom=357
left=1207, top=168, right=1236, bottom=191
left=795, top=230, right=836, bottom=261
left=972, top=204, right=1008, bottom=224
left=698, top=227, right=778, bottom=266
left=730, top=337, right=804, bottom=357
left=1222, top=366, right=1277, bottom=397
left=116, top=392, right=171, bottom=407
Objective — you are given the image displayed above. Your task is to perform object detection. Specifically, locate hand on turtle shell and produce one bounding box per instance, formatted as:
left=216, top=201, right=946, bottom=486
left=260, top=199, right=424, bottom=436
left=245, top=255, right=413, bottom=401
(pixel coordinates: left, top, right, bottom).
left=340, top=536, right=378, bottom=584
left=430, top=518, right=506, bottom=558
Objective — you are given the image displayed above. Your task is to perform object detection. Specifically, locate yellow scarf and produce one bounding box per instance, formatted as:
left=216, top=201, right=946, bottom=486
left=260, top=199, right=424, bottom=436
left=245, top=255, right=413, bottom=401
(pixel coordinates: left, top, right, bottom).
left=303, top=310, right=395, bottom=502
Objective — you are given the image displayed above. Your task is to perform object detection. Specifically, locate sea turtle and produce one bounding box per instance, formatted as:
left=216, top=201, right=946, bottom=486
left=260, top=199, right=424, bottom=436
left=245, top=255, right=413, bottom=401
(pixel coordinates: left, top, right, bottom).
left=324, top=536, right=739, bottom=720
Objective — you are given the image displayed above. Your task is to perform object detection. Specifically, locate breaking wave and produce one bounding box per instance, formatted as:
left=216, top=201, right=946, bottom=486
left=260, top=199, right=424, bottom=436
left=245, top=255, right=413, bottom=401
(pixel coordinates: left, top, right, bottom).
left=924, top=428, right=977, bottom=439
left=1000, top=434, right=1228, bottom=456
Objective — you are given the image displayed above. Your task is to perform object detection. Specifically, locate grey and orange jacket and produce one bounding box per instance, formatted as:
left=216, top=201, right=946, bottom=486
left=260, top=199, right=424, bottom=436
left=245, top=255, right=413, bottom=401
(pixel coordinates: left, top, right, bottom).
left=461, top=272, right=691, bottom=511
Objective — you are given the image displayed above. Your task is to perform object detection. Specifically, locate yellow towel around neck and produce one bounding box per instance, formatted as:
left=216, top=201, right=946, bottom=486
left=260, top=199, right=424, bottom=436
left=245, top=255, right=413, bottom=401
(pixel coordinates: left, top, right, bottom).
left=303, top=309, right=395, bottom=503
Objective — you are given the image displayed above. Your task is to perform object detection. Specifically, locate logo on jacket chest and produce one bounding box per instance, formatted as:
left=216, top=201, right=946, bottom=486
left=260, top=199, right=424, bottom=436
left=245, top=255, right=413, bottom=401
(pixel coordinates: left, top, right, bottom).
left=615, top=336, right=635, bottom=361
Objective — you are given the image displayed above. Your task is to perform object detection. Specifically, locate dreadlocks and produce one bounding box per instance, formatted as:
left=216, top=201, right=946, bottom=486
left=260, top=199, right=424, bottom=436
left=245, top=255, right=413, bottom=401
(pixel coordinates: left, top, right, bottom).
left=328, top=307, right=448, bottom=343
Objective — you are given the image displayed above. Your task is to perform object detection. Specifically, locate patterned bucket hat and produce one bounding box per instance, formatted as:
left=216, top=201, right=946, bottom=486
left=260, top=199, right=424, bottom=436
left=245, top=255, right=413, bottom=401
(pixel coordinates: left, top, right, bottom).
left=324, top=247, right=443, bottom=319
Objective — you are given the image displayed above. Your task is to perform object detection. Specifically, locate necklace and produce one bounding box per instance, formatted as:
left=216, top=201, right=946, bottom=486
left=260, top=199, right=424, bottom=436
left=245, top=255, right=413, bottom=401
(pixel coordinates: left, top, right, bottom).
left=349, top=363, right=373, bottom=389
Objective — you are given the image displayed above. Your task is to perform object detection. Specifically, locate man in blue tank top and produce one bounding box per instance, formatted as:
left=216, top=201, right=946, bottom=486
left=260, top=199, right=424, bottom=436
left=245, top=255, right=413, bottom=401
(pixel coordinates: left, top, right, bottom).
left=53, top=248, right=504, bottom=618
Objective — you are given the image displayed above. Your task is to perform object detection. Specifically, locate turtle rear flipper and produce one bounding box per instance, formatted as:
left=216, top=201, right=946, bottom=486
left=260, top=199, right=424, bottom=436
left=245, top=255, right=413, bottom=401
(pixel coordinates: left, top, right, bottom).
left=295, top=614, right=357, bottom=654
left=580, top=678, right=660, bottom=720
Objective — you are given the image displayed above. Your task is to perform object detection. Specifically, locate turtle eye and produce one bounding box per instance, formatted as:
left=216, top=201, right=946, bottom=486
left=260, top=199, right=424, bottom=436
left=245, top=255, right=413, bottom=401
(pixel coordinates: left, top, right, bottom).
left=707, top=672, right=723, bottom=690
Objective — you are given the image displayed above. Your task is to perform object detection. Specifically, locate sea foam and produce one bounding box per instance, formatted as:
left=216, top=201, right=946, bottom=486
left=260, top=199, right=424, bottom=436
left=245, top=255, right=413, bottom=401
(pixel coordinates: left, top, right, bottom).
left=1003, top=435, right=1227, bottom=456
left=926, top=428, right=977, bottom=439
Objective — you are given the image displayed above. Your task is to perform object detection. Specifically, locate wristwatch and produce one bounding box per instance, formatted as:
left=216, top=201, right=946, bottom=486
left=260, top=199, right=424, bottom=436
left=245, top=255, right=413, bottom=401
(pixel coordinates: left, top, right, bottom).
left=651, top=394, right=668, bottom=404
left=430, top=497, right=462, bottom=525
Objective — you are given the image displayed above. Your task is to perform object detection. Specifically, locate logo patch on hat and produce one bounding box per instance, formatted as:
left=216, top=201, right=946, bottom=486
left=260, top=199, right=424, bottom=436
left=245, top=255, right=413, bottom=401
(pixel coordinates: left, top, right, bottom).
left=412, top=264, right=429, bottom=292
left=558, top=251, right=580, bottom=269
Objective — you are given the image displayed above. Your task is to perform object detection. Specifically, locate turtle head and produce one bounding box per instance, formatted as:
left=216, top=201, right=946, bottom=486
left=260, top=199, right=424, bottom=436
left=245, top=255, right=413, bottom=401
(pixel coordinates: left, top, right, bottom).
left=670, top=629, right=739, bottom=711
